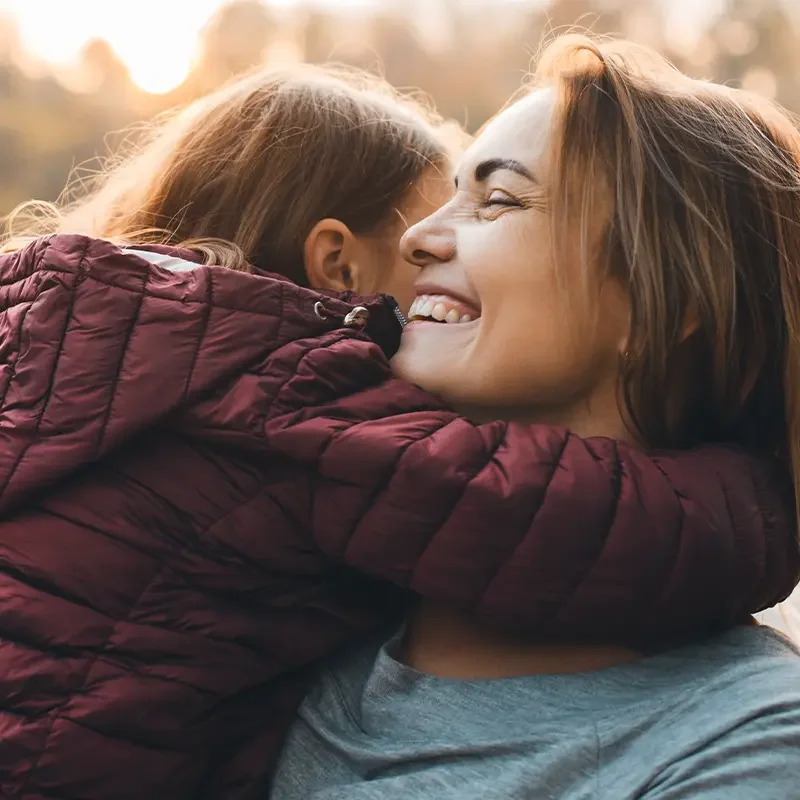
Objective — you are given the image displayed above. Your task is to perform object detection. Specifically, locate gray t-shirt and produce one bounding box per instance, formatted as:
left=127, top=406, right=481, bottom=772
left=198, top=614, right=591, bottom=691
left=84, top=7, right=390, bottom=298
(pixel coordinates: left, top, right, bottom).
left=270, top=625, right=800, bottom=799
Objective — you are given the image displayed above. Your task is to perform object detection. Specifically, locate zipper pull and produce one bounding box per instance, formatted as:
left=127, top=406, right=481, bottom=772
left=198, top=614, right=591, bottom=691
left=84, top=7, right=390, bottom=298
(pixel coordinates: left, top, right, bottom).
left=313, top=299, right=405, bottom=332
left=342, top=306, right=369, bottom=328
left=313, top=301, right=368, bottom=327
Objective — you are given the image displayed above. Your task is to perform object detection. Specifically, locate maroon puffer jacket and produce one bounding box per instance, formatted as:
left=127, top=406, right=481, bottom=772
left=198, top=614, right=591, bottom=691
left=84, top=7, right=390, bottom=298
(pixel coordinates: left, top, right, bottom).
left=0, top=234, right=796, bottom=800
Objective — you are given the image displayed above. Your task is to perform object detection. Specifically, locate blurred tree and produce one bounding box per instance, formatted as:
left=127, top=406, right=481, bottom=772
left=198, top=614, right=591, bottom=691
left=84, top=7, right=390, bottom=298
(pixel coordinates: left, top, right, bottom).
left=77, top=38, right=133, bottom=102
left=544, top=0, right=669, bottom=44
left=373, top=11, right=434, bottom=85
left=709, top=0, right=800, bottom=108
left=299, top=8, right=334, bottom=64
left=193, top=0, right=273, bottom=91
left=0, top=13, right=21, bottom=65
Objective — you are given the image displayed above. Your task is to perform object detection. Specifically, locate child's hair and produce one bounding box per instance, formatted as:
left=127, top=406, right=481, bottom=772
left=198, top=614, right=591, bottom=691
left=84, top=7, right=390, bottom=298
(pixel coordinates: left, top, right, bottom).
left=3, top=64, right=462, bottom=285
left=534, top=35, right=800, bottom=526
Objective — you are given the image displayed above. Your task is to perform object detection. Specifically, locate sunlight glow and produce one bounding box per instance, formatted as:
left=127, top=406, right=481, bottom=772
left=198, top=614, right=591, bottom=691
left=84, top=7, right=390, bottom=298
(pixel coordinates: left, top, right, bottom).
left=1, top=0, right=383, bottom=94
left=127, top=56, right=193, bottom=95
left=114, top=34, right=197, bottom=95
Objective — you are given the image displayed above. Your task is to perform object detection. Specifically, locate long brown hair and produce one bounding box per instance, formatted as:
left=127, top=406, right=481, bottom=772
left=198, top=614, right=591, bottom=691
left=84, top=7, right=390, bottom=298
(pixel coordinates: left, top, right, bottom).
left=3, top=64, right=460, bottom=285
left=536, top=35, right=800, bottom=521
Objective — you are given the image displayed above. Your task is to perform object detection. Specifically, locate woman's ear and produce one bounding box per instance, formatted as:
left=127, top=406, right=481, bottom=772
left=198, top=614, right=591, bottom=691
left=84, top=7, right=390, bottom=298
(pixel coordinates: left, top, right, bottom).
left=304, top=218, right=364, bottom=292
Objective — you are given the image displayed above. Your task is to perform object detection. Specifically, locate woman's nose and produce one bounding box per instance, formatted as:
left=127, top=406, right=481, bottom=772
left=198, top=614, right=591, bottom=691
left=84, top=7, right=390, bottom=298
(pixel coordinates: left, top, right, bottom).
left=400, top=218, right=456, bottom=267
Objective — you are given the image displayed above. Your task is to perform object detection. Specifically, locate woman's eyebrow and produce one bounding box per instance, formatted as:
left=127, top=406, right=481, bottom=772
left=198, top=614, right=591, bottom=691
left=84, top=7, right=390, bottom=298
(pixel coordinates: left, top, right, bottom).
left=454, top=158, right=536, bottom=189
left=475, top=158, right=535, bottom=182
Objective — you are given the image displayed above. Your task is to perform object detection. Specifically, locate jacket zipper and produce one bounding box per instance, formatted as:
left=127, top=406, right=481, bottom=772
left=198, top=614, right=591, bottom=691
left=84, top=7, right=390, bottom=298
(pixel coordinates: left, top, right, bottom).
left=388, top=298, right=407, bottom=328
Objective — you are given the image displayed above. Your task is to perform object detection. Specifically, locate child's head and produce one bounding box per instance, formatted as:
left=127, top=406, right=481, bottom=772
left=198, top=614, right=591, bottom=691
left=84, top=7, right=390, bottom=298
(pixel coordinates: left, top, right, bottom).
left=7, top=65, right=459, bottom=311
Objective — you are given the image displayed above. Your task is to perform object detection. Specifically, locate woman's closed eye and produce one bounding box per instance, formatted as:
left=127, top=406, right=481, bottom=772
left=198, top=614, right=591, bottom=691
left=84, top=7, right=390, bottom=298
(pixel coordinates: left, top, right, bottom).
left=486, top=190, right=520, bottom=208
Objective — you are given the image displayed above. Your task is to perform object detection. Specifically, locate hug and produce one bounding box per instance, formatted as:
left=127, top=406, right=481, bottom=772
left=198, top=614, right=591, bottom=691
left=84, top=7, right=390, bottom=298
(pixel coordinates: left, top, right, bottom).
left=0, top=35, right=799, bottom=799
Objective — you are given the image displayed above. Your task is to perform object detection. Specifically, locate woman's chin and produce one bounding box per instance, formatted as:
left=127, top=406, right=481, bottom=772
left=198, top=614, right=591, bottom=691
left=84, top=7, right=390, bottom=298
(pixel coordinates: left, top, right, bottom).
left=400, top=316, right=480, bottom=354
left=391, top=318, right=478, bottom=389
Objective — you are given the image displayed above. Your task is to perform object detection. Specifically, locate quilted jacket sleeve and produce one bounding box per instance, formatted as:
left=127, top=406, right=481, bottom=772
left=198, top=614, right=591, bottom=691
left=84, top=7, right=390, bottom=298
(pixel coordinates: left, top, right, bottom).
left=0, top=236, right=382, bottom=514
left=0, top=237, right=253, bottom=512
left=259, top=332, right=800, bottom=638
left=5, top=236, right=796, bottom=642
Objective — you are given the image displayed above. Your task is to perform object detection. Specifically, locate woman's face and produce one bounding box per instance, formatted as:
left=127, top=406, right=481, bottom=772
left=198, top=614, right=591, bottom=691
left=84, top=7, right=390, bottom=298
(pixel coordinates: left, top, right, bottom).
left=392, top=90, right=630, bottom=433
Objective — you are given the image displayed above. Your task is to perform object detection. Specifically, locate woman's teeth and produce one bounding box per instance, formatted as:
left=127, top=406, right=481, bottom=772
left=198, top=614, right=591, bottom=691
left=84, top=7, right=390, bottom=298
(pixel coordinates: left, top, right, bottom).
left=408, top=295, right=476, bottom=324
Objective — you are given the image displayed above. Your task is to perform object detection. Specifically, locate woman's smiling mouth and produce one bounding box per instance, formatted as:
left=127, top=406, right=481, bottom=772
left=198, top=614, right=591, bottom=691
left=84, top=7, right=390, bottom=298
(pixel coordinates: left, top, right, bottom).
left=407, top=294, right=480, bottom=324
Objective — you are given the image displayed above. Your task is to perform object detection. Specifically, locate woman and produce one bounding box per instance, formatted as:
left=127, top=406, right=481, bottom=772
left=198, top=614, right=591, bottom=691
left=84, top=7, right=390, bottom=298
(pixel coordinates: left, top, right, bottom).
left=266, top=36, right=800, bottom=798
left=0, top=47, right=796, bottom=799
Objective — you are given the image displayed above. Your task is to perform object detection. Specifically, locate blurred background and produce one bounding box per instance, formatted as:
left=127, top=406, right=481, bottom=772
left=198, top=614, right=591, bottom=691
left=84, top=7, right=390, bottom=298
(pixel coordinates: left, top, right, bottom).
left=0, top=0, right=799, bottom=216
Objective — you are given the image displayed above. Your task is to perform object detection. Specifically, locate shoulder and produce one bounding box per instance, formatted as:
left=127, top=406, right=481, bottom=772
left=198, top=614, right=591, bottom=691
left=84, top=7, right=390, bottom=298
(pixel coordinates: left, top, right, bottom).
left=0, top=234, right=171, bottom=287
left=636, top=626, right=800, bottom=798
left=710, top=625, right=800, bottom=724
left=693, top=623, right=800, bottom=677
left=661, top=625, right=800, bottom=712
left=2, top=235, right=216, bottom=281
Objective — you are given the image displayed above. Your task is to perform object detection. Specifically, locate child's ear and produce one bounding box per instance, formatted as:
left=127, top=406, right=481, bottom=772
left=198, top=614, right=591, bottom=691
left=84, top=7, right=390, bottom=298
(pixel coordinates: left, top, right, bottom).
left=304, top=218, right=364, bottom=292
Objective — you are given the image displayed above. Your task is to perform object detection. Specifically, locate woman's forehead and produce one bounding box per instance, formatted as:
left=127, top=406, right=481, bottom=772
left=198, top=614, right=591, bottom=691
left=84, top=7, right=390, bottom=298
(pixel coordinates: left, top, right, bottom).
left=458, top=89, right=555, bottom=180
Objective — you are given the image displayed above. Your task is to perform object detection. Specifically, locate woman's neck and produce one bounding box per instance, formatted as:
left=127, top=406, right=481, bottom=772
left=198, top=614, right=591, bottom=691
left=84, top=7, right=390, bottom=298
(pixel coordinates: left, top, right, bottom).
left=454, top=386, right=634, bottom=443
left=401, top=601, right=642, bottom=680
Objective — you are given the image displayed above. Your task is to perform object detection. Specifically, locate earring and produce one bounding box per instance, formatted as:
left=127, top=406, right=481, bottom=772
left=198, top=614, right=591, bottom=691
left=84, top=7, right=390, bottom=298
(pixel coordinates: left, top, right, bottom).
left=621, top=349, right=633, bottom=371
